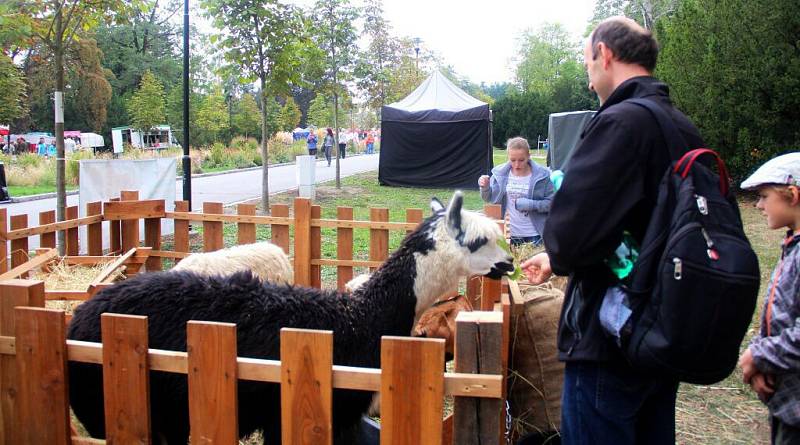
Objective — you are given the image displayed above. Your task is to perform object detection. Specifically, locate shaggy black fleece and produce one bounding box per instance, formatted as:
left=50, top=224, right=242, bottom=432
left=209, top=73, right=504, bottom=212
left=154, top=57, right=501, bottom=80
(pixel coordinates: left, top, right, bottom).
left=68, top=212, right=443, bottom=444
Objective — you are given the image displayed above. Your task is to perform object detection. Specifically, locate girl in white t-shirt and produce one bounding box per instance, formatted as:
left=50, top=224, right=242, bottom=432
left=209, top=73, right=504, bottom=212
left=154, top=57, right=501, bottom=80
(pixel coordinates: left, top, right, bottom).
left=479, top=137, right=554, bottom=246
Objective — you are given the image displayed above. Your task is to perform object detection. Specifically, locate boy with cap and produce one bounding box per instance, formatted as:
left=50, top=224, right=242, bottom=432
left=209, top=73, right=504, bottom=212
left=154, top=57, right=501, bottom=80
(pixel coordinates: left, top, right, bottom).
left=737, top=152, right=800, bottom=444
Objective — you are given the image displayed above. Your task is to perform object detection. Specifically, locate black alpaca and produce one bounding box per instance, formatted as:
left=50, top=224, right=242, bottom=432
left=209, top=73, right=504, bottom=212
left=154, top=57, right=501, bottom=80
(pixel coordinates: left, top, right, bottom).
left=67, top=192, right=514, bottom=444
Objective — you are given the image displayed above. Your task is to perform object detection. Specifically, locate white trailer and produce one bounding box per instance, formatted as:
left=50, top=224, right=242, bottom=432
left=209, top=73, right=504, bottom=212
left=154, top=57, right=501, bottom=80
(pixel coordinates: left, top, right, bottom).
left=111, top=125, right=178, bottom=153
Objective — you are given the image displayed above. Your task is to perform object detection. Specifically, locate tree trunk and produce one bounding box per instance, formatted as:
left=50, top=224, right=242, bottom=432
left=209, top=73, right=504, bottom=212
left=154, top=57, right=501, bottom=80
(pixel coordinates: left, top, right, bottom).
left=54, top=5, right=66, bottom=255
left=331, top=20, right=340, bottom=189
left=260, top=77, right=270, bottom=213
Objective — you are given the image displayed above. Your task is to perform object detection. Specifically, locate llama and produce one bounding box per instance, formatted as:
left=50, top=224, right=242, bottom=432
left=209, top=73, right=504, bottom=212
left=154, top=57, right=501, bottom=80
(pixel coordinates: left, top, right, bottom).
left=67, top=191, right=514, bottom=444
left=172, top=241, right=293, bottom=284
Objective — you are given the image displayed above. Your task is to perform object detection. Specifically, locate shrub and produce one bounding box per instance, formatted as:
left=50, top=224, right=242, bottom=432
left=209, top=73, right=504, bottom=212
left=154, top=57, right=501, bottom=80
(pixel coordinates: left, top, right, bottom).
left=209, top=142, right=226, bottom=167
left=66, top=151, right=94, bottom=186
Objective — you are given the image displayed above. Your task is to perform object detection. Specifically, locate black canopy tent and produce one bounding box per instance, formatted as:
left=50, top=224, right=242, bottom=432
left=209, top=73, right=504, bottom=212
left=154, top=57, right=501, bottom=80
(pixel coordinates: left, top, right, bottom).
left=547, top=110, right=595, bottom=170
left=379, top=71, right=492, bottom=189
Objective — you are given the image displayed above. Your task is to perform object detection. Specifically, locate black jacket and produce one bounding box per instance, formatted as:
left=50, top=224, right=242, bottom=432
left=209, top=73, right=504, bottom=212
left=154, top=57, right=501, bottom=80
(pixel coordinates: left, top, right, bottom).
left=543, top=76, right=704, bottom=362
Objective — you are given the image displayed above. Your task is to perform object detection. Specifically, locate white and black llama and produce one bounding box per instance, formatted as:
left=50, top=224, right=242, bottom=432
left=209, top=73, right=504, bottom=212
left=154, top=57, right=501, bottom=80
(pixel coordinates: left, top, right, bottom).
left=67, top=191, right=515, bottom=444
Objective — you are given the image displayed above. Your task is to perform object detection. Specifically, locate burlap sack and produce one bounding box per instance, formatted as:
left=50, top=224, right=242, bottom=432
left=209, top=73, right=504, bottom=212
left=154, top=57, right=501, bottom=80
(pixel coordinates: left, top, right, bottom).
left=508, top=282, right=565, bottom=438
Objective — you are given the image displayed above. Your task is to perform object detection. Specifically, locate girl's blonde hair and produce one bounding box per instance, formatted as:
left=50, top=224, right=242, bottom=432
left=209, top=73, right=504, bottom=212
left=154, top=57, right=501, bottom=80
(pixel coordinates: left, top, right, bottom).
left=506, top=137, right=530, bottom=151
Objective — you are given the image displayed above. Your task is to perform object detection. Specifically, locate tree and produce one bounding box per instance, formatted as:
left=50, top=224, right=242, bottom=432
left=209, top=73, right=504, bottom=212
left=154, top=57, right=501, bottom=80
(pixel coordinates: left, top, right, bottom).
left=127, top=70, right=167, bottom=134
left=586, top=0, right=679, bottom=34
left=657, top=0, right=800, bottom=180
left=232, top=94, right=261, bottom=138
left=356, top=0, right=396, bottom=112
left=515, top=23, right=578, bottom=96
left=196, top=85, right=229, bottom=142
left=0, top=54, right=27, bottom=127
left=312, top=0, right=359, bottom=188
left=27, top=0, right=128, bottom=253
left=202, top=0, right=304, bottom=211
left=278, top=96, right=302, bottom=131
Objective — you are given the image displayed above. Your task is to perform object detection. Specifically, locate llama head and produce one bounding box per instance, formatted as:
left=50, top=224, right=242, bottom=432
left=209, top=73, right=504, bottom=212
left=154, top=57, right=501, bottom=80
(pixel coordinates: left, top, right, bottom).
left=412, top=191, right=514, bottom=312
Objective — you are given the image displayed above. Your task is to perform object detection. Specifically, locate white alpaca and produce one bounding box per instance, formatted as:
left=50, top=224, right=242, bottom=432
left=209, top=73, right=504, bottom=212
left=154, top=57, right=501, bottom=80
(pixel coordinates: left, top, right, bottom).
left=172, top=241, right=293, bottom=284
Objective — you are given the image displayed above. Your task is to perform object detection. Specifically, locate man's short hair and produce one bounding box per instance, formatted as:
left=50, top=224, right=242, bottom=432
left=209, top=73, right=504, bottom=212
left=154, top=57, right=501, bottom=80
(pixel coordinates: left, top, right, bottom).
left=591, top=17, right=659, bottom=72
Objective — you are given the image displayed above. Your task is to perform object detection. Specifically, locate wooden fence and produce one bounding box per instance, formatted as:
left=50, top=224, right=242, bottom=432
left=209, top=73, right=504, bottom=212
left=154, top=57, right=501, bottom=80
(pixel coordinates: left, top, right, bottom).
left=0, top=191, right=506, bottom=309
left=0, top=280, right=507, bottom=445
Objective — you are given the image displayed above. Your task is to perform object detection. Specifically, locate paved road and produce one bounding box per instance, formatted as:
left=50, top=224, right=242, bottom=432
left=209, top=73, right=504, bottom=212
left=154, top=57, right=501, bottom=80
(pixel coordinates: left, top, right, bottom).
left=0, top=154, right=380, bottom=251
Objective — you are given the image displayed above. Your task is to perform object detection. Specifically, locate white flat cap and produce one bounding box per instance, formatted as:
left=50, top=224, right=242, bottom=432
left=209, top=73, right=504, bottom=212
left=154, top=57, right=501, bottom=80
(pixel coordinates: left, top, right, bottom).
left=741, top=152, right=800, bottom=190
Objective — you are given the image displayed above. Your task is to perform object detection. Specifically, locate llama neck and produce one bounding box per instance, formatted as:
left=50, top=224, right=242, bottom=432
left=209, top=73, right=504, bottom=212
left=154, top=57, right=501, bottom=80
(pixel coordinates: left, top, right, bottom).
left=355, top=248, right=420, bottom=337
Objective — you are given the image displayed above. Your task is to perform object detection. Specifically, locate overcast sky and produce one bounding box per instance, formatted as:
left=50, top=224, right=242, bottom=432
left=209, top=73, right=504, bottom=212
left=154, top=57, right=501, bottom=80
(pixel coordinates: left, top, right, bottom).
left=286, top=0, right=596, bottom=85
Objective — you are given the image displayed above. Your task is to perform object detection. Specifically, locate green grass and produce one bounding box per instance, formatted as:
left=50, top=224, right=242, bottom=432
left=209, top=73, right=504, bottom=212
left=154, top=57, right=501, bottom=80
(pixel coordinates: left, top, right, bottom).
left=7, top=185, right=78, bottom=197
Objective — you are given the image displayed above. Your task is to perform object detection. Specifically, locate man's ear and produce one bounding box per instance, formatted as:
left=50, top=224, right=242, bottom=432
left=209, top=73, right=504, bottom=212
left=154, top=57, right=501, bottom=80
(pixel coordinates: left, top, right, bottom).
left=599, top=42, right=613, bottom=69
left=790, top=185, right=800, bottom=206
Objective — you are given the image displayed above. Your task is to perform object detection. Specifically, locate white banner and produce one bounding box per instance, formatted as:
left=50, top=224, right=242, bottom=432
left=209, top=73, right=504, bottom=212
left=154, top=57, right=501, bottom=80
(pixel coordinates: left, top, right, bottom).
left=78, top=158, right=177, bottom=254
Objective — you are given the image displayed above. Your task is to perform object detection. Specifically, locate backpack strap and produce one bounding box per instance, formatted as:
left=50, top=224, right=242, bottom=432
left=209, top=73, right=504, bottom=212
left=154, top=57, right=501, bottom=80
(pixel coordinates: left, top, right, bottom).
left=625, top=98, right=688, bottom=162
left=626, top=98, right=730, bottom=196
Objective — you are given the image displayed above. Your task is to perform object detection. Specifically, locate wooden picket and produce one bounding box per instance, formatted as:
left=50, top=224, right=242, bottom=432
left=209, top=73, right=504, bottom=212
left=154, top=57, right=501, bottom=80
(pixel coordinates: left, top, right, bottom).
left=101, top=313, right=151, bottom=443
left=336, top=207, right=354, bottom=290
left=369, top=208, right=389, bottom=273
left=294, top=198, right=312, bottom=287
left=237, top=204, right=257, bottom=245
left=271, top=203, right=291, bottom=254
left=14, top=307, right=70, bottom=444
left=174, top=200, right=190, bottom=260
left=187, top=321, right=239, bottom=444
left=281, top=328, right=333, bottom=445
left=9, top=214, right=27, bottom=272
left=381, top=336, right=445, bottom=445
left=39, top=210, right=56, bottom=249
left=86, top=202, right=103, bottom=256
left=66, top=205, right=79, bottom=256
left=203, top=202, right=224, bottom=252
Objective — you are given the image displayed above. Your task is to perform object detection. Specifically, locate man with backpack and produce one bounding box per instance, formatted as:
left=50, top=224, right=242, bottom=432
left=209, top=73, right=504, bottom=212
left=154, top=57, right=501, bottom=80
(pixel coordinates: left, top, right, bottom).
left=521, top=17, right=707, bottom=444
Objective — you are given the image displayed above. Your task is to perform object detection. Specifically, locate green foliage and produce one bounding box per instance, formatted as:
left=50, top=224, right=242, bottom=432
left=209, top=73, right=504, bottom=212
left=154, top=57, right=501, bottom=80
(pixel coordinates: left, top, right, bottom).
left=0, top=54, right=27, bottom=124
left=232, top=94, right=261, bottom=139
left=657, top=0, right=800, bottom=180
left=127, top=70, right=167, bottom=133
left=278, top=97, right=302, bottom=131
left=196, top=85, right=229, bottom=142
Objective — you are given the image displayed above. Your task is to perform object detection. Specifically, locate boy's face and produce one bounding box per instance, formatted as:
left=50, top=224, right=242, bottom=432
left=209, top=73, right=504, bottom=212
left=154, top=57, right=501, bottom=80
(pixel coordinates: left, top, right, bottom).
left=755, top=186, right=799, bottom=230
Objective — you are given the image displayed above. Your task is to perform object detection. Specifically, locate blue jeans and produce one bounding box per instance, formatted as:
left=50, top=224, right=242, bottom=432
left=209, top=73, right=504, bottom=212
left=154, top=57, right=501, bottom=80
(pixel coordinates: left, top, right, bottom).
left=510, top=235, right=542, bottom=246
left=561, top=362, right=679, bottom=445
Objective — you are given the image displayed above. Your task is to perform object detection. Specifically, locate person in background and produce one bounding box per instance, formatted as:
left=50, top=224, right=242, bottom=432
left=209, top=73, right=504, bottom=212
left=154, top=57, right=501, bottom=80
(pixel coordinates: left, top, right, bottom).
left=306, top=130, right=318, bottom=157
left=365, top=132, right=375, bottom=154
left=37, top=137, right=47, bottom=157
left=737, top=153, right=800, bottom=445
left=323, top=128, right=334, bottom=167
left=14, top=137, right=27, bottom=155
left=478, top=136, right=553, bottom=246
left=338, top=131, right=347, bottom=159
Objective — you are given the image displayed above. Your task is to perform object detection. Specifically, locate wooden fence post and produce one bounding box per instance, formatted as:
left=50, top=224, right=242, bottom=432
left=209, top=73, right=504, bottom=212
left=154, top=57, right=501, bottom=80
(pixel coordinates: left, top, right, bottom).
left=280, top=328, right=333, bottom=445
left=101, top=313, right=151, bottom=444
left=203, top=202, right=224, bottom=252
left=294, top=198, right=312, bottom=287
left=14, top=307, right=70, bottom=445
left=109, top=197, right=121, bottom=254
left=381, top=336, right=444, bottom=445
left=453, top=311, right=504, bottom=445
left=187, top=321, right=238, bottom=445
left=237, top=204, right=256, bottom=245
left=174, top=201, right=190, bottom=261
left=66, top=205, right=79, bottom=256
left=9, top=214, right=28, bottom=273
left=336, top=207, right=353, bottom=291
left=271, top=204, right=290, bottom=254
left=144, top=215, right=162, bottom=271
left=120, top=191, right=140, bottom=253
left=369, top=208, right=389, bottom=272
left=0, top=209, right=7, bottom=274
left=0, top=280, right=45, bottom=445
left=311, top=205, right=321, bottom=288
left=86, top=201, right=103, bottom=256
left=39, top=210, right=56, bottom=250
left=481, top=204, right=503, bottom=311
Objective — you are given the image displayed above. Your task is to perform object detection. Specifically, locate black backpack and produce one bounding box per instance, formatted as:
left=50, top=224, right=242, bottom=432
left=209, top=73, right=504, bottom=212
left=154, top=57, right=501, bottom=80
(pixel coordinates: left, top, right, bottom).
left=621, top=99, right=760, bottom=385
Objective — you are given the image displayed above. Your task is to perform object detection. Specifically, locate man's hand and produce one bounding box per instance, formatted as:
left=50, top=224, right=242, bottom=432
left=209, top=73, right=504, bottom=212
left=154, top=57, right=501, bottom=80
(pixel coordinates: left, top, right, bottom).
left=750, top=372, right=775, bottom=401
left=738, top=347, right=758, bottom=384
left=521, top=252, right=553, bottom=284
left=478, top=175, right=490, bottom=188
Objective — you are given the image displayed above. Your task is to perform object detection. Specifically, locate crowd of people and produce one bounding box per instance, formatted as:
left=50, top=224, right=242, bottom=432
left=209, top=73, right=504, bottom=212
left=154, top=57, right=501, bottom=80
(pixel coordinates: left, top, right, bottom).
left=477, top=17, right=799, bottom=445
left=305, top=127, right=379, bottom=167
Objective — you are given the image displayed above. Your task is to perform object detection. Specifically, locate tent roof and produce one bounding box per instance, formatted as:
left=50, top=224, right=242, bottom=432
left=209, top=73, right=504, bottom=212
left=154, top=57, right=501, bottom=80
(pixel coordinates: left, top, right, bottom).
left=386, top=71, right=486, bottom=113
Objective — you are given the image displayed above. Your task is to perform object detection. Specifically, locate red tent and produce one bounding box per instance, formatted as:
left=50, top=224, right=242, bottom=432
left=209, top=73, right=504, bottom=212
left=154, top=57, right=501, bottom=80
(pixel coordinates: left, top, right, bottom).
left=0, top=127, right=8, bottom=136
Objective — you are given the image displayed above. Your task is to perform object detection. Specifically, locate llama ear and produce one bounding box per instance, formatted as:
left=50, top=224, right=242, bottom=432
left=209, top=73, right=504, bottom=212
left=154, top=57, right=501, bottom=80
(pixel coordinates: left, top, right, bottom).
left=430, top=197, right=445, bottom=214
left=445, top=191, right=464, bottom=233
